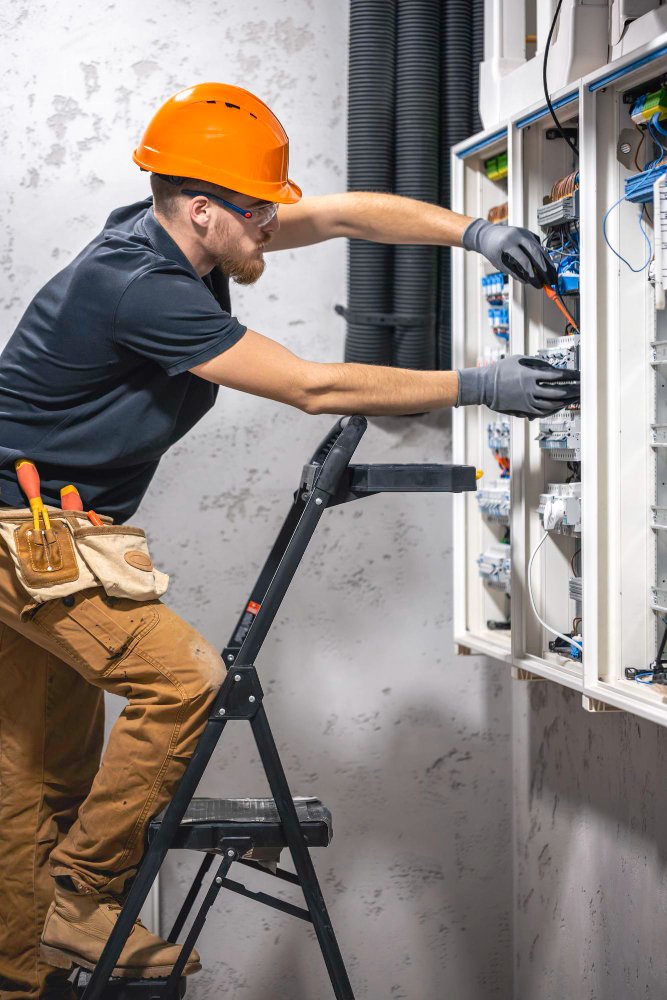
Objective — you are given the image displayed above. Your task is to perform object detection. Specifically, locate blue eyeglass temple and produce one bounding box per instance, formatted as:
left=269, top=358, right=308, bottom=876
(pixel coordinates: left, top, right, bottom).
left=181, top=188, right=254, bottom=219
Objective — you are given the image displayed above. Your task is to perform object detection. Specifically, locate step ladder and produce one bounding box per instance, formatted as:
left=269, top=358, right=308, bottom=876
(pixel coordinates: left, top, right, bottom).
left=77, top=414, right=477, bottom=1000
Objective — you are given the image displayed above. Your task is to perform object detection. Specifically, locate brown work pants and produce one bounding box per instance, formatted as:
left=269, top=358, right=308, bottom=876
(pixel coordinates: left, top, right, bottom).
left=0, top=541, right=225, bottom=999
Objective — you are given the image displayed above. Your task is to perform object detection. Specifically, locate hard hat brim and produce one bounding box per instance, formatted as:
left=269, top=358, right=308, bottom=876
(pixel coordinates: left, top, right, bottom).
left=132, top=149, right=302, bottom=205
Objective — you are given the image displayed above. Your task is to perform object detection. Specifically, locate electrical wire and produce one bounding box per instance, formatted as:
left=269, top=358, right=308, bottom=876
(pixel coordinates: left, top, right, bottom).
left=633, top=122, right=646, bottom=171
left=602, top=193, right=653, bottom=272
left=542, top=0, right=579, bottom=159
left=528, top=531, right=583, bottom=654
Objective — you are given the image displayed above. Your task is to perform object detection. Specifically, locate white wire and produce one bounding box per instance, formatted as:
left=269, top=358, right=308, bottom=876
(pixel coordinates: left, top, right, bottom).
left=527, top=531, right=583, bottom=654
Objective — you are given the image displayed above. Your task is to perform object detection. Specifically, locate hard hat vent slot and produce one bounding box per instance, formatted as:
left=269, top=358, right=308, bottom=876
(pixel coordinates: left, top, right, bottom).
left=249, top=112, right=257, bottom=119
left=225, top=102, right=240, bottom=110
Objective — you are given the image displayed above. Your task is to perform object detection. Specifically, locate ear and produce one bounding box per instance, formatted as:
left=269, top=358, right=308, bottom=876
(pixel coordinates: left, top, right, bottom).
left=188, top=196, right=212, bottom=229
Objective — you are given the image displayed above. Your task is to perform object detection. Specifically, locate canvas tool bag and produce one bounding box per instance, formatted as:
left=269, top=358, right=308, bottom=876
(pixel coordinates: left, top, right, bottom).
left=0, top=506, right=169, bottom=607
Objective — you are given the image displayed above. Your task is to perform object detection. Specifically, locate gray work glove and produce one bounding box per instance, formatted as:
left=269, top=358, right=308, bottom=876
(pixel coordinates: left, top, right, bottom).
left=457, top=355, right=580, bottom=419
left=462, top=218, right=557, bottom=288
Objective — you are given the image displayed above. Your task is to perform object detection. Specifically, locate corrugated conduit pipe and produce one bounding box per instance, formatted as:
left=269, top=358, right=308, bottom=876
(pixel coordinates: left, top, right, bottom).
left=392, top=0, right=441, bottom=371
left=437, top=0, right=474, bottom=370
left=341, top=0, right=396, bottom=364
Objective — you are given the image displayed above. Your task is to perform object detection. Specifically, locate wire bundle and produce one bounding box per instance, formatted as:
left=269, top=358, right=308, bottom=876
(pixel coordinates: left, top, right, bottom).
left=603, top=112, right=667, bottom=271
left=548, top=170, right=579, bottom=204
left=624, top=113, right=667, bottom=203
left=487, top=201, right=508, bottom=225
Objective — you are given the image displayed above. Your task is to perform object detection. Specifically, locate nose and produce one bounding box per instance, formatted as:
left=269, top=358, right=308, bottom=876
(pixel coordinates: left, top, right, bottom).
left=260, top=214, right=280, bottom=236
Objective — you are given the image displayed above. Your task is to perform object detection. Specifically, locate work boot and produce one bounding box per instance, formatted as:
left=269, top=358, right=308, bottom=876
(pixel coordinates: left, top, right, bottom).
left=40, top=883, right=201, bottom=979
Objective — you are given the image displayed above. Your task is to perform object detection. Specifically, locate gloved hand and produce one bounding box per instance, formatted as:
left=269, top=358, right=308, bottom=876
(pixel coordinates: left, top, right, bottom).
left=457, top=355, right=580, bottom=419
left=462, top=218, right=557, bottom=288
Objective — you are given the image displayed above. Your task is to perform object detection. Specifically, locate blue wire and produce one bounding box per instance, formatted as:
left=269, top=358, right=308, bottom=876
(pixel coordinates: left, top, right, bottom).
left=602, top=193, right=652, bottom=272
left=651, top=111, right=667, bottom=137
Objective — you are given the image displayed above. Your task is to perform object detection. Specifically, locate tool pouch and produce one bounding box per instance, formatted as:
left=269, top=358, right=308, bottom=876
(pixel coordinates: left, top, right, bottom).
left=0, top=507, right=169, bottom=606
left=70, top=524, right=169, bottom=602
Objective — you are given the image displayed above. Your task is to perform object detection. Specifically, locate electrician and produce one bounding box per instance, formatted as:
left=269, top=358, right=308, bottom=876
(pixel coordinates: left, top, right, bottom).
left=0, top=83, right=579, bottom=998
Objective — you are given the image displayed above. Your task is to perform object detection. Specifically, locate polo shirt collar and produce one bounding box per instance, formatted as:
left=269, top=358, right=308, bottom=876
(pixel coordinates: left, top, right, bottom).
left=141, top=205, right=202, bottom=279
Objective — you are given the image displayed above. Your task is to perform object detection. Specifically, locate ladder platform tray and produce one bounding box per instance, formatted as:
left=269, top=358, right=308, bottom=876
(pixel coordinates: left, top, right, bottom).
left=148, top=796, right=333, bottom=852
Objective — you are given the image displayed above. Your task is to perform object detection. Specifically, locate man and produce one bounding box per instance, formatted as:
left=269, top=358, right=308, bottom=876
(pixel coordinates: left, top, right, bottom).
left=0, top=83, right=578, bottom=998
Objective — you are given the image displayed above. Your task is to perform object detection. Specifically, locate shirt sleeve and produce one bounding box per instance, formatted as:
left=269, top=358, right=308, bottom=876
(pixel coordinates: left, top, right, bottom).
left=113, top=266, right=247, bottom=376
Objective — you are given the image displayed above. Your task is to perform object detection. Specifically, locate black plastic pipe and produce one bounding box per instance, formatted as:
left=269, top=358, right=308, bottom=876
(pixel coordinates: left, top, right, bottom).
left=438, top=0, right=475, bottom=371
left=345, top=0, right=396, bottom=364
left=392, top=0, right=441, bottom=370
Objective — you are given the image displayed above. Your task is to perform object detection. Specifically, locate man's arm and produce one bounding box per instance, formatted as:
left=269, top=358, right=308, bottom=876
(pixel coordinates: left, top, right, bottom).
left=266, top=192, right=473, bottom=253
left=190, top=328, right=459, bottom=415
left=190, top=330, right=579, bottom=418
left=267, top=191, right=556, bottom=287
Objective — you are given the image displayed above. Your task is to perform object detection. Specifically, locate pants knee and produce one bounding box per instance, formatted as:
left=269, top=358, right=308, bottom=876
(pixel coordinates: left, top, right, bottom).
left=176, top=634, right=225, bottom=709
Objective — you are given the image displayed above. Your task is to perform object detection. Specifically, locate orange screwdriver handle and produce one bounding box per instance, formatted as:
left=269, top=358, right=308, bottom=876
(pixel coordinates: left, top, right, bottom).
left=87, top=510, right=104, bottom=527
left=61, top=485, right=84, bottom=511
left=15, top=459, right=51, bottom=531
left=15, top=459, right=40, bottom=502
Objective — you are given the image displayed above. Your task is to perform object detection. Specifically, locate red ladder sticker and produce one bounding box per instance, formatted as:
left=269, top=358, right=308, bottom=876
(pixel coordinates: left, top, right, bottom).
left=246, top=601, right=261, bottom=615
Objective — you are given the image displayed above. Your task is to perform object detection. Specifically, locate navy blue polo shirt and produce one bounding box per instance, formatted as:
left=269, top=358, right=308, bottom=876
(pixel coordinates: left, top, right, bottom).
left=0, top=198, right=246, bottom=523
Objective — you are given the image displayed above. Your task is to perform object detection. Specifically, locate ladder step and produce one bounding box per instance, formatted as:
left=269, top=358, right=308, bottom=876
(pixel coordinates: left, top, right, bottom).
left=148, top=796, right=333, bottom=853
left=75, top=972, right=185, bottom=998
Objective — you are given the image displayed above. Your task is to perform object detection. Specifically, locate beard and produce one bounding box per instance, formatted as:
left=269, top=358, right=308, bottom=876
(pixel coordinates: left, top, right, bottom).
left=216, top=240, right=269, bottom=286
left=212, top=215, right=270, bottom=285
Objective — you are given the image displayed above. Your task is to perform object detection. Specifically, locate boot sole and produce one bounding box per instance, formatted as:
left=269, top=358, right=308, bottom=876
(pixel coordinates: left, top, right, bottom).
left=40, top=941, right=202, bottom=979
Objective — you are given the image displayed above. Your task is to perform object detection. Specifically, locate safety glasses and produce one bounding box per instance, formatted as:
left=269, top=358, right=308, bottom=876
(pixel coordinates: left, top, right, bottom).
left=181, top=188, right=278, bottom=227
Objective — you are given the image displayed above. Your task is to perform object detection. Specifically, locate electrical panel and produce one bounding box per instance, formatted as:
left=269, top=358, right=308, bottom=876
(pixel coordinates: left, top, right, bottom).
left=452, top=37, right=667, bottom=726
left=451, top=129, right=513, bottom=661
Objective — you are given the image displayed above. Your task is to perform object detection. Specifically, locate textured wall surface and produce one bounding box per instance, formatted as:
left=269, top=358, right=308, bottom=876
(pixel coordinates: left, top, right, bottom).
left=0, top=2, right=513, bottom=998
left=513, top=681, right=667, bottom=1000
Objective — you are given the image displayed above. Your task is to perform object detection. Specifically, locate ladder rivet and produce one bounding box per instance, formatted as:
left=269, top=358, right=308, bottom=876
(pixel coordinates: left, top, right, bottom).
left=315, top=498, right=323, bottom=505
left=227, top=849, right=235, bottom=858
left=218, top=708, right=226, bottom=716
left=248, top=695, right=256, bottom=703
left=234, top=674, right=241, bottom=682
left=226, top=654, right=235, bottom=662
left=215, top=876, right=223, bottom=884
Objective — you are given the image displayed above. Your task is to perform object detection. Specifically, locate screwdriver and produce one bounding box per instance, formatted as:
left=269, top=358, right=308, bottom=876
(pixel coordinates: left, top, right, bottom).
left=15, top=459, right=51, bottom=534
left=60, top=484, right=83, bottom=510
left=60, top=483, right=104, bottom=526
left=543, top=285, right=579, bottom=333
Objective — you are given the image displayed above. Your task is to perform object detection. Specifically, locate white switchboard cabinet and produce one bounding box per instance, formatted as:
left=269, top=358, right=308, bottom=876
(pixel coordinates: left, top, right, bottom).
left=452, top=36, right=667, bottom=726
left=452, top=125, right=513, bottom=664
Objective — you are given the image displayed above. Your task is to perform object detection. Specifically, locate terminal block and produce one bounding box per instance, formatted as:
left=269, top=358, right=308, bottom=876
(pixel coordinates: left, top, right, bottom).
left=477, top=542, right=511, bottom=593
left=484, top=152, right=508, bottom=181
left=478, top=345, right=507, bottom=366
left=537, top=407, right=581, bottom=461
left=487, top=418, right=510, bottom=476
left=476, top=481, right=511, bottom=524
left=537, top=188, right=579, bottom=231
left=537, top=334, right=580, bottom=371
left=487, top=419, right=510, bottom=456
left=481, top=272, right=509, bottom=341
left=538, top=482, right=582, bottom=534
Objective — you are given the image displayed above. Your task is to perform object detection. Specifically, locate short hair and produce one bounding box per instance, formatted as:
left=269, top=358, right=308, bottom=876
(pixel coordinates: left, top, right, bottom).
left=150, top=173, right=236, bottom=220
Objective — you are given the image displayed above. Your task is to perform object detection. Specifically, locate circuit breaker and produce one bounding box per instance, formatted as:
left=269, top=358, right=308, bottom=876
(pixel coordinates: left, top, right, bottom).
left=452, top=36, right=667, bottom=726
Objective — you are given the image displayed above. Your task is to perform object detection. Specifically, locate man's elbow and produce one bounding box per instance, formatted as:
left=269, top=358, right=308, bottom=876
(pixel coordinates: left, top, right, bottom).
left=296, top=363, right=333, bottom=415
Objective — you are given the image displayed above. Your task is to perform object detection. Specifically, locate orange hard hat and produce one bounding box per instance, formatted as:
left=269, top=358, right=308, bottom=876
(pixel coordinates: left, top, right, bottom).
left=132, top=83, right=302, bottom=205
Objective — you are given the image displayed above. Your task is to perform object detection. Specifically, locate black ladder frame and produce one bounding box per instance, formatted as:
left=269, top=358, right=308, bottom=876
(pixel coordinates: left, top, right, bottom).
left=79, top=414, right=477, bottom=1000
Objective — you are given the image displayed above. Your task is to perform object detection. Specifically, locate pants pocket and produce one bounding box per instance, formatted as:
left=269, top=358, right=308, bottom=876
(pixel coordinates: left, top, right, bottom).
left=32, top=593, right=159, bottom=681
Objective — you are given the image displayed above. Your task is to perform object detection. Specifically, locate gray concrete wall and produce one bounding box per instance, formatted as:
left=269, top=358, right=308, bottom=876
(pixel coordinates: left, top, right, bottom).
left=1, top=2, right=513, bottom=998
left=513, top=682, right=667, bottom=1000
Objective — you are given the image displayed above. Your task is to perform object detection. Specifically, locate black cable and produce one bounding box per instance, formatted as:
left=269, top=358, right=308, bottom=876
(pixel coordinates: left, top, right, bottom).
left=543, top=0, right=579, bottom=159
left=656, top=621, right=667, bottom=666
